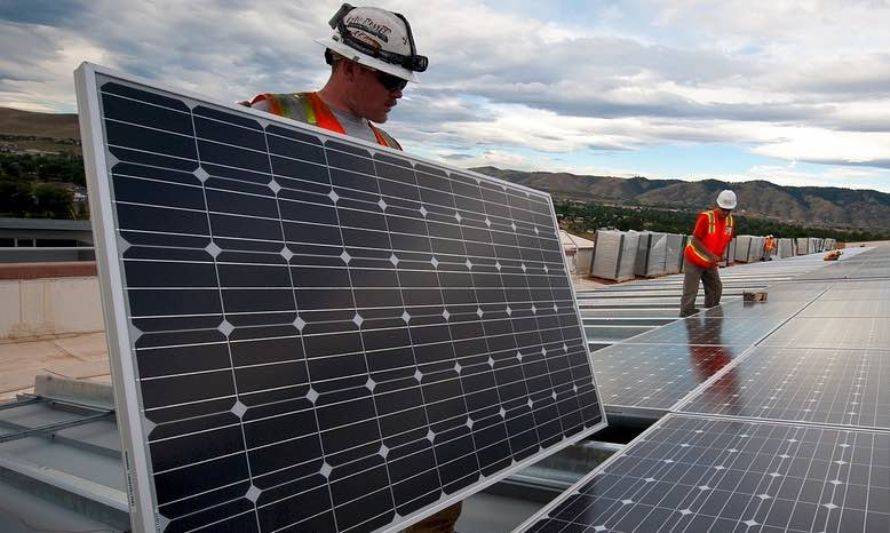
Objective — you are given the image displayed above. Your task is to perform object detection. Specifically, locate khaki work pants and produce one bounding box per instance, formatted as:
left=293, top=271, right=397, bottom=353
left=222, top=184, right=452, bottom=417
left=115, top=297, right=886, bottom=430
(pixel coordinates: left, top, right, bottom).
left=680, top=258, right=722, bottom=317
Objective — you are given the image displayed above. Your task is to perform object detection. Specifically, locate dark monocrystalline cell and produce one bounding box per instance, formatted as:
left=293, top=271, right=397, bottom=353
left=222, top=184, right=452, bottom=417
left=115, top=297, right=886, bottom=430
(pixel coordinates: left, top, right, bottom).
left=88, top=74, right=604, bottom=533
left=626, top=316, right=779, bottom=346
left=594, top=343, right=744, bottom=411
left=762, top=317, right=890, bottom=350
left=519, top=414, right=890, bottom=533
left=677, top=346, right=890, bottom=429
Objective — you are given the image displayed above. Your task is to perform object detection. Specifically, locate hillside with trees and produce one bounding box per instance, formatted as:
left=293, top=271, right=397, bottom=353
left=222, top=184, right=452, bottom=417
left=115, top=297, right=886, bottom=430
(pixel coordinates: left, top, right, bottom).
left=475, top=167, right=890, bottom=234
left=1, top=106, right=887, bottom=240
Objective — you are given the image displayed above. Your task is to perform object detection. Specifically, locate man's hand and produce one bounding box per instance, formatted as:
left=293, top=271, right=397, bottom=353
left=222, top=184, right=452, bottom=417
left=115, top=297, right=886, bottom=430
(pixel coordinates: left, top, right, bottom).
left=691, top=236, right=720, bottom=264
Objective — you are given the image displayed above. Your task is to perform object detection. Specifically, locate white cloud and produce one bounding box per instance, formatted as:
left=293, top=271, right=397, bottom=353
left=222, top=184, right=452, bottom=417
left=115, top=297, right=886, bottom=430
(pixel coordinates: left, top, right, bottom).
left=738, top=163, right=890, bottom=192
left=0, top=0, right=888, bottom=187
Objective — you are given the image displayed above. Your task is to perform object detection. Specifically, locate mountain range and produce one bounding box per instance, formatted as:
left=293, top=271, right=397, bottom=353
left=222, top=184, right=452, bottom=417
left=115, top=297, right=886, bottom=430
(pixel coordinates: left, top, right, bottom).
left=1, top=106, right=886, bottom=232
left=472, top=167, right=890, bottom=233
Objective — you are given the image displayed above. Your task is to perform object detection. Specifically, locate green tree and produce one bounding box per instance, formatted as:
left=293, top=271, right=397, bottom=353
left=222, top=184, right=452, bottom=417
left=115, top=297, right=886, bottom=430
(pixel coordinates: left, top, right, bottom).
left=0, top=179, right=34, bottom=216
left=32, top=183, right=74, bottom=218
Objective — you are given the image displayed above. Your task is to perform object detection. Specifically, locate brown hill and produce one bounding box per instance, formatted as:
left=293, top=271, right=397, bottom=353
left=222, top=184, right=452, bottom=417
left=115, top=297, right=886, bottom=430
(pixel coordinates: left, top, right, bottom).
left=1, top=107, right=885, bottom=232
left=0, top=106, right=80, bottom=154
left=472, top=167, right=890, bottom=232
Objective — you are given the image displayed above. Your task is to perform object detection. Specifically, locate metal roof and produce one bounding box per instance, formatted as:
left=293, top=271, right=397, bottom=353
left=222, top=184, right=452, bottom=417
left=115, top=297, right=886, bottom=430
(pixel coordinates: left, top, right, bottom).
left=0, top=217, right=92, bottom=231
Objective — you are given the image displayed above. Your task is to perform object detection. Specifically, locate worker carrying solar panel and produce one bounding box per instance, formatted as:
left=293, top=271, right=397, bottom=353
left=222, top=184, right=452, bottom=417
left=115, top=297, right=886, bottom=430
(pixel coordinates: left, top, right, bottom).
left=245, top=4, right=460, bottom=531
left=244, top=3, right=428, bottom=153
left=680, top=190, right=737, bottom=317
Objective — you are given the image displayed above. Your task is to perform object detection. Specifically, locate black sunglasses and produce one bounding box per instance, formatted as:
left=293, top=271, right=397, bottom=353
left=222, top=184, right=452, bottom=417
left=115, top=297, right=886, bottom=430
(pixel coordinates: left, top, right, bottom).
left=376, top=70, right=408, bottom=92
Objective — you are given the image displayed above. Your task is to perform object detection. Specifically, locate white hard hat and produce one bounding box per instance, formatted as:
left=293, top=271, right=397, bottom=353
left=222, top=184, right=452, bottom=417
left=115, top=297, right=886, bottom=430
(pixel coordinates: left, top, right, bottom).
left=716, top=189, right=737, bottom=209
left=316, top=4, right=428, bottom=82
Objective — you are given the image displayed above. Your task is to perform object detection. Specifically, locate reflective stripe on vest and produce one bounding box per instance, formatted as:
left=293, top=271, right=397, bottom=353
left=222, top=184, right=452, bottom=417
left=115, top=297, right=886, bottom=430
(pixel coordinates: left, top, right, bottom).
left=302, top=93, right=393, bottom=148
left=684, top=209, right=733, bottom=268
left=302, top=92, right=345, bottom=135
left=701, top=209, right=733, bottom=256
left=685, top=242, right=712, bottom=265
left=368, top=123, right=393, bottom=148
left=251, top=92, right=395, bottom=149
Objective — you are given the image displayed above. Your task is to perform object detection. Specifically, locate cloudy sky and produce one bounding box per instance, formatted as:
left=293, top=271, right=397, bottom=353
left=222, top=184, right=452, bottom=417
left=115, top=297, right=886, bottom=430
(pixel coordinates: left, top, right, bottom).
left=2, top=0, right=889, bottom=192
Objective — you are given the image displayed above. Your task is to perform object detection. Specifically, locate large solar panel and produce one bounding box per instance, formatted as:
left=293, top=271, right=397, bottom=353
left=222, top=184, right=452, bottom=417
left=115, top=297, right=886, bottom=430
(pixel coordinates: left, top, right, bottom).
left=761, top=317, right=890, bottom=350
left=819, top=281, right=890, bottom=301
left=622, top=316, right=781, bottom=346
left=676, top=346, right=890, bottom=430
left=594, top=343, right=745, bottom=415
left=797, top=248, right=890, bottom=281
left=700, top=300, right=806, bottom=319
left=516, top=414, right=890, bottom=533
left=75, top=64, right=605, bottom=532
left=801, top=300, right=890, bottom=318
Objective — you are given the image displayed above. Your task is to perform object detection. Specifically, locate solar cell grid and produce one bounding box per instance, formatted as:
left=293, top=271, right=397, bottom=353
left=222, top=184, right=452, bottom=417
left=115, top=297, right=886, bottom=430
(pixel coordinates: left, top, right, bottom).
left=801, top=300, right=890, bottom=318
left=676, top=346, right=890, bottom=430
left=819, top=283, right=890, bottom=301
left=749, top=285, right=828, bottom=302
left=622, top=316, right=780, bottom=347
left=761, top=317, right=890, bottom=350
left=593, top=343, right=744, bottom=412
left=797, top=251, right=890, bottom=281
left=76, top=65, right=605, bottom=533
left=517, top=414, right=890, bottom=533
left=700, top=301, right=806, bottom=319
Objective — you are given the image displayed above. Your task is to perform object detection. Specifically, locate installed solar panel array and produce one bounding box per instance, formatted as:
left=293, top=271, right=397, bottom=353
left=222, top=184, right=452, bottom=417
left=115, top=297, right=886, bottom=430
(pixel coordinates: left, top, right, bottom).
left=75, top=64, right=605, bottom=533
left=518, top=247, right=890, bottom=532
left=520, top=414, right=889, bottom=533
left=578, top=254, right=847, bottom=420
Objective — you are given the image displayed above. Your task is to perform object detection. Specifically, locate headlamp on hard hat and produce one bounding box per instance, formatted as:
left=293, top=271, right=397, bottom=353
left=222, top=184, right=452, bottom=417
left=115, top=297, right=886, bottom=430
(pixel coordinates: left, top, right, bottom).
left=328, top=3, right=428, bottom=73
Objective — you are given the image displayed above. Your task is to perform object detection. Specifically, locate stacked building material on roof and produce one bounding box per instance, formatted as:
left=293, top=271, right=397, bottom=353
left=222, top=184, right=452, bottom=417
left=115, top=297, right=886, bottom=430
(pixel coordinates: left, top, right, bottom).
left=777, top=237, right=795, bottom=258
left=665, top=233, right=685, bottom=273
left=810, top=237, right=822, bottom=253
left=591, top=229, right=640, bottom=281
left=724, top=237, right=736, bottom=265
left=633, top=231, right=668, bottom=277
left=751, top=236, right=766, bottom=261
left=734, top=235, right=753, bottom=262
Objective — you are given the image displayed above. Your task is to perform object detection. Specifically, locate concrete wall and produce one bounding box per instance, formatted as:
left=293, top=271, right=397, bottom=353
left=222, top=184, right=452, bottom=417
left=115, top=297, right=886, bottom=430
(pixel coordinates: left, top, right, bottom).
left=0, top=276, right=103, bottom=339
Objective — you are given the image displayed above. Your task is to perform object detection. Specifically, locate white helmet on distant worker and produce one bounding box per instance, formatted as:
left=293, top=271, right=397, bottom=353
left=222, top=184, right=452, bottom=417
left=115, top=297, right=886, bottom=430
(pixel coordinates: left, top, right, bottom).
left=316, top=3, right=428, bottom=82
left=716, top=189, right=737, bottom=210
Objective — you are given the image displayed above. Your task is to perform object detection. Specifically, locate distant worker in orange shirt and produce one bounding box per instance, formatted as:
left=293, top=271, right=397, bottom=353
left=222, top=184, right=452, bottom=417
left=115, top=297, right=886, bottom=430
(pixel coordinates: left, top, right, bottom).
left=763, top=234, right=776, bottom=260
left=680, top=190, right=737, bottom=317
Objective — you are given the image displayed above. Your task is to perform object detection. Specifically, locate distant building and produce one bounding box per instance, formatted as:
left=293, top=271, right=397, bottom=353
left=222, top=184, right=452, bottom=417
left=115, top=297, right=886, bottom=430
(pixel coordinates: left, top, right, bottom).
left=560, top=230, right=595, bottom=278
left=0, top=217, right=93, bottom=262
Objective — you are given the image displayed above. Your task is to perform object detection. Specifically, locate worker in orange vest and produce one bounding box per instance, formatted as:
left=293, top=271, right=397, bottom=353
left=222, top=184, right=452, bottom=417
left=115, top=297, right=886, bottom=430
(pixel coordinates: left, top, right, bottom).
left=245, top=5, right=462, bottom=532
left=763, top=235, right=776, bottom=260
left=245, top=3, right=428, bottom=150
left=680, top=190, right=737, bottom=317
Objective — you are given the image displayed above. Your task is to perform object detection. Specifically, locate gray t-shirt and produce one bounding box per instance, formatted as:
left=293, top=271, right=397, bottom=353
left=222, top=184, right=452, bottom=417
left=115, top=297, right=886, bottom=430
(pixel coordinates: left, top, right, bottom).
left=329, top=107, right=377, bottom=144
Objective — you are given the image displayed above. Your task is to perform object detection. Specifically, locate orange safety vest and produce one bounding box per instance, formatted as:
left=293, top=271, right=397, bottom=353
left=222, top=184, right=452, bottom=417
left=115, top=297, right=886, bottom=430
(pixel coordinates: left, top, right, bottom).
left=248, top=92, right=399, bottom=149
left=684, top=209, right=734, bottom=268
